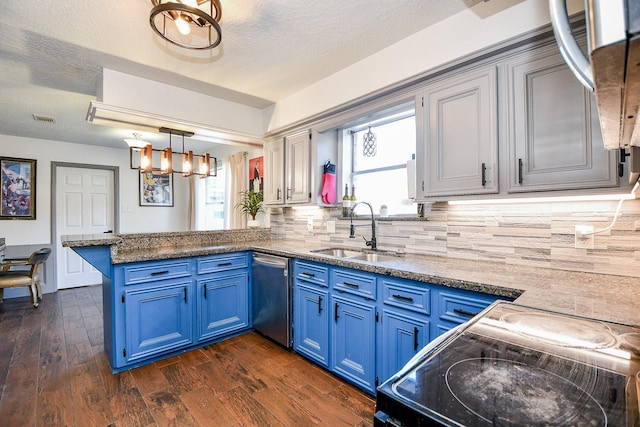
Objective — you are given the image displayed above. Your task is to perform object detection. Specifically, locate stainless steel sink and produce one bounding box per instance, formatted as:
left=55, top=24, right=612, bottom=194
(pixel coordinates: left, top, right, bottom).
left=349, top=253, right=397, bottom=263
left=310, top=248, right=363, bottom=258
left=311, top=247, right=399, bottom=263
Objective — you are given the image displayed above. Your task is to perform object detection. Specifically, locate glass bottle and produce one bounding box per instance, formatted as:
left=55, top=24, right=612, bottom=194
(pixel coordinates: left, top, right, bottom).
left=350, top=185, right=357, bottom=216
left=342, top=184, right=351, bottom=217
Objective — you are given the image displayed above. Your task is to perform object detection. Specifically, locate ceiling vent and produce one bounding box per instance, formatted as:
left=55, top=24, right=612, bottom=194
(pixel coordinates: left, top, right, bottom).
left=32, top=114, right=56, bottom=124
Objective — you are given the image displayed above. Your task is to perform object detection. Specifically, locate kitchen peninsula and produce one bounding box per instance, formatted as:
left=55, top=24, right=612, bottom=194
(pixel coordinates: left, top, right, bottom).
left=63, top=230, right=640, bottom=377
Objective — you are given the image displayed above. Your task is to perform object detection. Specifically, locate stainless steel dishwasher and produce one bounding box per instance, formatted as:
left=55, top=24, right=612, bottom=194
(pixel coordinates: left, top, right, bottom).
left=251, top=253, right=292, bottom=348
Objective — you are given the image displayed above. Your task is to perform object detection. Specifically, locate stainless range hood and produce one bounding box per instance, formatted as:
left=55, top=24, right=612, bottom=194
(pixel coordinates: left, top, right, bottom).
left=550, top=0, right=640, bottom=181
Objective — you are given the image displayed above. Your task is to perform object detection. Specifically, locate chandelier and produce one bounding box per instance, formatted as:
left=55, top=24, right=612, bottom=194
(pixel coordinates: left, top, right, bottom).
left=149, top=0, right=222, bottom=50
left=126, top=128, right=217, bottom=178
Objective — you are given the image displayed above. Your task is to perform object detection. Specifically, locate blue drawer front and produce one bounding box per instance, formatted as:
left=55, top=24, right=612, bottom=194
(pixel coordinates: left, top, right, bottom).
left=294, top=260, right=329, bottom=288
left=438, top=290, right=498, bottom=325
left=124, top=260, right=192, bottom=285
left=196, top=253, right=248, bottom=275
left=332, top=269, right=376, bottom=300
left=381, top=277, right=430, bottom=315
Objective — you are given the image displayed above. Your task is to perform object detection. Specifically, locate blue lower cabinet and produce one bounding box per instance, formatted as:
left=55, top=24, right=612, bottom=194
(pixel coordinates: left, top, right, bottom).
left=197, top=271, right=249, bottom=341
left=105, top=253, right=251, bottom=372
left=331, top=294, right=376, bottom=394
left=379, top=308, right=429, bottom=383
left=294, top=283, right=329, bottom=367
left=124, top=280, right=194, bottom=362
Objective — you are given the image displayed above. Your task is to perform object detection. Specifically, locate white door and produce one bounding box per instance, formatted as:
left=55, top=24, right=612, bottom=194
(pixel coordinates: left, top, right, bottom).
left=56, top=167, right=114, bottom=289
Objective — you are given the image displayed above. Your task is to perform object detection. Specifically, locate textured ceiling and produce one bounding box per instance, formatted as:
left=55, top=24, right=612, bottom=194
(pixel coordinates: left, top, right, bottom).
left=0, top=0, right=484, bottom=150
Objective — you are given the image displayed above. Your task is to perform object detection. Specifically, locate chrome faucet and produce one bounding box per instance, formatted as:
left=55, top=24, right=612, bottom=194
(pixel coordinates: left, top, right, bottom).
left=349, top=201, right=377, bottom=250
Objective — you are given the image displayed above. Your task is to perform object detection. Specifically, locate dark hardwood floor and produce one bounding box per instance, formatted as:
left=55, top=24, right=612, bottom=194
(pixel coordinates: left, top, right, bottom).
left=0, top=286, right=375, bottom=426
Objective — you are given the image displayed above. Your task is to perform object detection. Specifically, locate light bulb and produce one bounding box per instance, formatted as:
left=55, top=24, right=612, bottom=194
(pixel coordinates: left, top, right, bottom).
left=174, top=15, right=191, bottom=35
left=180, top=0, right=199, bottom=7
left=182, top=151, right=194, bottom=176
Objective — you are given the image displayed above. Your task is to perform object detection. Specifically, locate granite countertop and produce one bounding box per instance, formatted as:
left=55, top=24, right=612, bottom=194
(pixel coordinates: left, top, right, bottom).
left=62, top=235, right=640, bottom=327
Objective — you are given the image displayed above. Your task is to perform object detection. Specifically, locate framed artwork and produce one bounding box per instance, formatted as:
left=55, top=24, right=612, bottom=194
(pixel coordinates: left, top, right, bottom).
left=249, top=156, right=263, bottom=192
left=139, top=171, right=174, bottom=207
left=1, top=157, right=36, bottom=220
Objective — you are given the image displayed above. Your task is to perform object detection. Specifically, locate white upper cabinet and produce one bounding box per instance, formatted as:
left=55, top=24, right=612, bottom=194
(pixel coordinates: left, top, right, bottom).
left=263, top=138, right=285, bottom=204
left=416, top=66, right=499, bottom=198
left=505, top=44, right=617, bottom=193
left=285, top=130, right=311, bottom=204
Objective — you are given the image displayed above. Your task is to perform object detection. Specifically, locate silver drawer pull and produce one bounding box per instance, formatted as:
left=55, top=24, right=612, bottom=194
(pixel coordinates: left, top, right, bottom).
left=343, top=281, right=359, bottom=288
left=217, top=262, right=232, bottom=267
left=300, top=272, right=315, bottom=278
left=392, top=294, right=414, bottom=303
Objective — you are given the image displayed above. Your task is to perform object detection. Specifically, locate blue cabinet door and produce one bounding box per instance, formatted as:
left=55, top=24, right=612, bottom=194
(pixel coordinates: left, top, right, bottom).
left=331, top=294, right=376, bottom=394
left=294, top=283, right=329, bottom=367
left=380, top=308, right=429, bottom=383
left=125, top=280, right=193, bottom=362
left=198, top=271, right=249, bottom=341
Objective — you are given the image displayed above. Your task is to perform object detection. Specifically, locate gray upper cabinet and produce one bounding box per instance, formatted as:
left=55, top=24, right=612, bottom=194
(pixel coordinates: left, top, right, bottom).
left=264, top=130, right=311, bottom=205
left=285, top=130, right=311, bottom=204
left=417, top=66, right=499, bottom=198
left=506, top=45, right=617, bottom=193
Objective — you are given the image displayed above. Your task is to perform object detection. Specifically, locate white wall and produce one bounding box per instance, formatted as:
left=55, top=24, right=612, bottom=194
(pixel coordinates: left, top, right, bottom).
left=102, top=69, right=266, bottom=137
left=264, top=0, right=585, bottom=131
left=0, top=134, right=209, bottom=245
left=0, top=133, right=265, bottom=247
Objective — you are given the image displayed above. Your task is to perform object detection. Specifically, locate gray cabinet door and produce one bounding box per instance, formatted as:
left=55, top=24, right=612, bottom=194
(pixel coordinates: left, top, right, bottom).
left=263, top=138, right=285, bottom=205
left=507, top=47, right=617, bottom=192
left=285, top=130, right=311, bottom=203
left=418, top=66, right=498, bottom=197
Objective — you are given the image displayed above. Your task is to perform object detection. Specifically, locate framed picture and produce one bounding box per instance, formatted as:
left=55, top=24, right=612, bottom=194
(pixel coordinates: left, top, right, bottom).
left=1, top=157, right=36, bottom=220
left=139, top=171, right=173, bottom=207
left=249, top=156, right=263, bottom=192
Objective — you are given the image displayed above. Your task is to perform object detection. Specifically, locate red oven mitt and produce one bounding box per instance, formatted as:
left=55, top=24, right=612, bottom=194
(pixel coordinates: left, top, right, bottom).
left=322, top=161, right=336, bottom=204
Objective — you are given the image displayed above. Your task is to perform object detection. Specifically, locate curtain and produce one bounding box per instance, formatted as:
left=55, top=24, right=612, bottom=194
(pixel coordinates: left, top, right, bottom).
left=228, top=152, right=247, bottom=229
left=187, top=175, right=196, bottom=231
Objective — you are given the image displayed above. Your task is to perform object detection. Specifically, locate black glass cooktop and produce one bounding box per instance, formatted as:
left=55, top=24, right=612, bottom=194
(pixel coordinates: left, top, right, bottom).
left=377, top=302, right=640, bottom=427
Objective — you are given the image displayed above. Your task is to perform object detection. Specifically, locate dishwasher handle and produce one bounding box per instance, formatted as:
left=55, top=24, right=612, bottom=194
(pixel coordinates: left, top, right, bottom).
left=253, top=255, right=289, bottom=269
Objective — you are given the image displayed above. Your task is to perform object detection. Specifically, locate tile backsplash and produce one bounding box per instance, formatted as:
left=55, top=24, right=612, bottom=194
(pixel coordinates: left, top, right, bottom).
left=269, top=199, right=640, bottom=278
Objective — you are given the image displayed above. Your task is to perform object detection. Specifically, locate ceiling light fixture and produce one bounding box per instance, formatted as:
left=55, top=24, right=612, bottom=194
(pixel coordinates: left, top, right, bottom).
left=149, top=0, right=222, bottom=50
left=123, top=132, right=150, bottom=148
left=129, top=128, right=217, bottom=178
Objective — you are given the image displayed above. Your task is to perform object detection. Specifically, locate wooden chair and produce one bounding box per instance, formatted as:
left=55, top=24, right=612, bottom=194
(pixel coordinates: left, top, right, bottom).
left=0, top=248, right=51, bottom=308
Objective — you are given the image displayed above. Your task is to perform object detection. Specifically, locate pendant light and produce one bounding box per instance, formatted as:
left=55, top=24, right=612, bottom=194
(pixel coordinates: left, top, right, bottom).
left=126, top=128, right=216, bottom=178
left=140, top=144, right=153, bottom=171
left=182, top=150, right=194, bottom=176
left=198, top=152, right=211, bottom=177
left=160, top=147, right=173, bottom=174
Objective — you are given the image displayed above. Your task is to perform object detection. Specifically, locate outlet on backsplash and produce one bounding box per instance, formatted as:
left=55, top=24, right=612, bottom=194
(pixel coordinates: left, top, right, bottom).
left=575, top=225, right=594, bottom=249
left=326, top=221, right=335, bottom=233
left=307, top=217, right=313, bottom=232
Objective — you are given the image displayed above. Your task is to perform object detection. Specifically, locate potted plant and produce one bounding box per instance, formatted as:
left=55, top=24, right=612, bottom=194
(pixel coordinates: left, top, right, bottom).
left=235, top=189, right=264, bottom=227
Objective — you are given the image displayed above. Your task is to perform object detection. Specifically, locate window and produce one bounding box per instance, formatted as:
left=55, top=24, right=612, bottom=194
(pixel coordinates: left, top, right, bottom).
left=196, top=160, right=226, bottom=230
left=346, top=106, right=416, bottom=216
